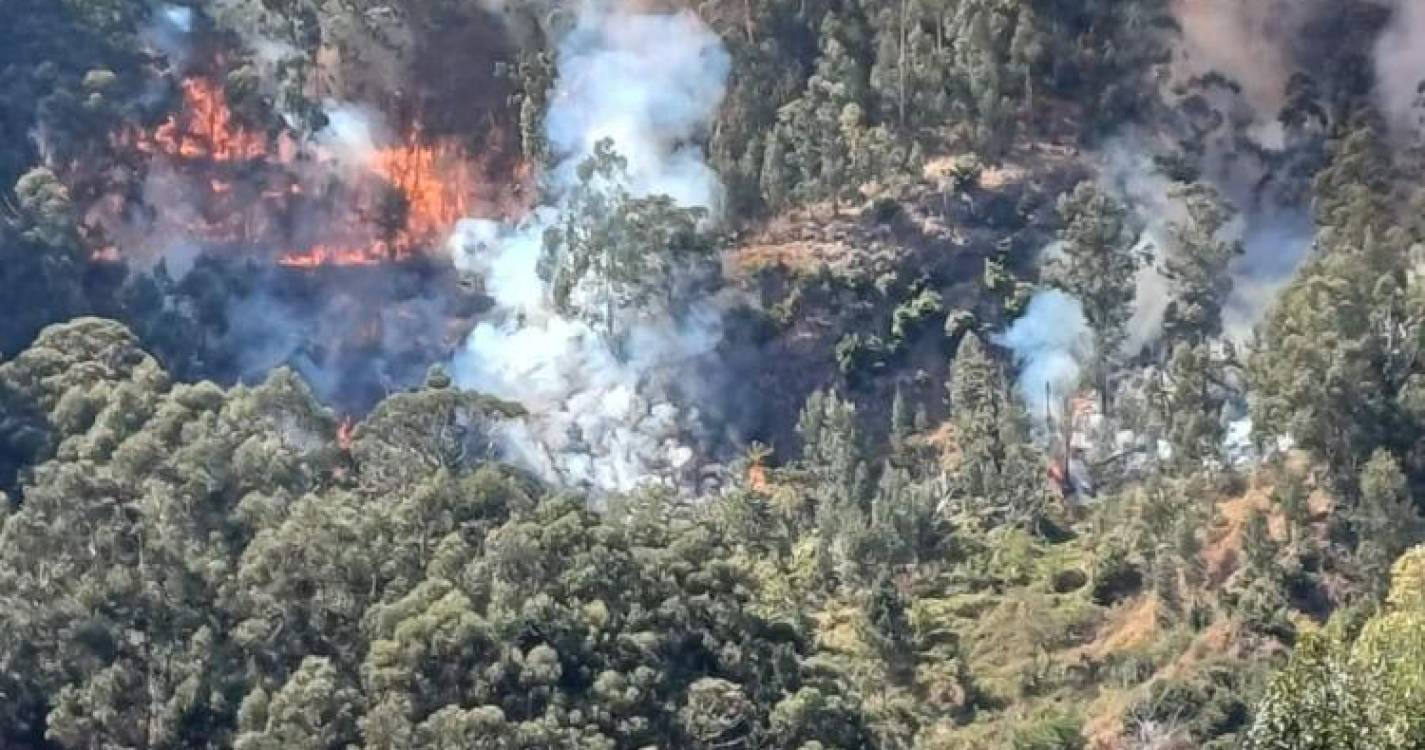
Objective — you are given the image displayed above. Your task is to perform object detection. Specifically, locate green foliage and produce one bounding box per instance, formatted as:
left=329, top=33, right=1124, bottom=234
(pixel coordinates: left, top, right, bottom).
left=1047, top=182, right=1139, bottom=408
left=1349, top=449, right=1421, bottom=598
left=1160, top=343, right=1227, bottom=468
left=1008, top=711, right=1083, bottom=750
left=891, top=287, right=946, bottom=342
left=1161, top=183, right=1242, bottom=345
left=947, top=333, right=1048, bottom=530
left=1, top=3, right=1417, bottom=749
left=540, top=140, right=718, bottom=342
left=1247, top=544, right=1425, bottom=749
left=0, top=322, right=877, bottom=750
left=498, top=48, right=556, bottom=166
left=1249, top=124, right=1425, bottom=478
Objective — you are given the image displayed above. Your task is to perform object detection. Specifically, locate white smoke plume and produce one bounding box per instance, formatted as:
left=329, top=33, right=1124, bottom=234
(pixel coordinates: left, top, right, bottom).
left=1093, top=143, right=1178, bottom=353
left=448, top=4, right=732, bottom=492
left=1376, top=0, right=1425, bottom=136
left=313, top=103, right=391, bottom=169
left=994, top=289, right=1094, bottom=424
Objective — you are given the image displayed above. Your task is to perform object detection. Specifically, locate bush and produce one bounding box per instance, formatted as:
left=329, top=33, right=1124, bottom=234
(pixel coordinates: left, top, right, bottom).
left=890, top=288, right=945, bottom=343
left=1009, top=710, right=1084, bottom=750
left=835, top=332, right=891, bottom=380
left=1091, top=545, right=1143, bottom=606
left=1051, top=568, right=1089, bottom=594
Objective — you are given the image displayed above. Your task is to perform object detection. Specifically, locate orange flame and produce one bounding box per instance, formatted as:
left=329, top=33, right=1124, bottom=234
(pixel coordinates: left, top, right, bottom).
left=277, top=244, right=389, bottom=268
left=746, top=461, right=768, bottom=491
left=103, top=75, right=496, bottom=269
left=140, top=79, right=267, bottom=163
left=369, top=130, right=474, bottom=251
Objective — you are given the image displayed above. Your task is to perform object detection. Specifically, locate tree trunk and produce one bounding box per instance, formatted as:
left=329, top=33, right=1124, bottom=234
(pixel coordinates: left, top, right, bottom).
left=1098, top=360, right=1111, bottom=418
left=898, top=0, right=909, bottom=128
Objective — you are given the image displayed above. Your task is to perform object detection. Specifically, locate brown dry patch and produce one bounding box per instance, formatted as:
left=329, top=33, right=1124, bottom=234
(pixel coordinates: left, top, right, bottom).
left=1308, top=487, right=1334, bottom=518
left=731, top=240, right=838, bottom=276
left=1086, top=595, right=1160, bottom=660
left=916, top=421, right=963, bottom=469
left=922, top=155, right=962, bottom=181
left=727, top=206, right=869, bottom=279
left=922, top=155, right=1026, bottom=190
left=1160, top=619, right=1238, bottom=681
left=1202, top=485, right=1278, bottom=586
left=813, top=601, right=867, bottom=656
left=1084, top=688, right=1135, bottom=750
left=1080, top=619, right=1236, bottom=749
left=1200, top=458, right=1335, bottom=586
left=979, top=163, right=1028, bottom=190
left=924, top=143, right=1077, bottom=187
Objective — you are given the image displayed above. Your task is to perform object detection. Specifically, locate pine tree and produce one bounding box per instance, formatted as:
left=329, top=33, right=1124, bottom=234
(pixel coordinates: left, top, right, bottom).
left=861, top=574, right=917, bottom=685
left=1048, top=182, right=1140, bottom=412
left=948, top=333, right=1048, bottom=528
left=949, top=332, right=1010, bottom=497
left=1161, top=183, right=1242, bottom=344
left=1352, top=449, right=1421, bottom=598
left=1162, top=342, right=1225, bottom=468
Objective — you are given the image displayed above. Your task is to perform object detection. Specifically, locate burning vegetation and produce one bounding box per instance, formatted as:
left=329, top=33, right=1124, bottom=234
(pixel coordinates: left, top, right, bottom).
left=101, top=74, right=516, bottom=270
left=54, top=43, right=534, bottom=411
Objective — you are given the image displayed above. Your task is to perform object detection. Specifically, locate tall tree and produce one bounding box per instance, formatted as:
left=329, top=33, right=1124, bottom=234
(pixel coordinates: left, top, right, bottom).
left=1161, top=182, right=1242, bottom=344
left=947, top=333, right=1047, bottom=529
left=1350, top=449, right=1421, bottom=598
left=1047, top=182, right=1140, bottom=412
left=1250, top=124, right=1425, bottom=477
left=540, top=139, right=717, bottom=343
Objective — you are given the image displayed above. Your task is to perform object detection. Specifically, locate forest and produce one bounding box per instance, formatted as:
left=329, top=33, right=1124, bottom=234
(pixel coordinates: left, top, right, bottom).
left=3, top=0, right=1425, bottom=748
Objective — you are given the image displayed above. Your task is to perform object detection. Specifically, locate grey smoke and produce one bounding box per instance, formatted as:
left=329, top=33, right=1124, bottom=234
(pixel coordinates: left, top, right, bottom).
left=1092, top=122, right=1314, bottom=350
left=314, top=103, right=391, bottom=169
left=1375, top=0, right=1425, bottom=137
left=1169, top=0, right=1323, bottom=119
left=140, top=4, right=196, bottom=68
left=1222, top=210, right=1314, bottom=338
left=1093, top=141, right=1177, bottom=353
left=449, top=4, right=732, bottom=492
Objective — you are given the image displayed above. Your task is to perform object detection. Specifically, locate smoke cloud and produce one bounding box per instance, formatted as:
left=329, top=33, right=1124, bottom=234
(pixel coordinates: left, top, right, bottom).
left=1222, top=211, right=1315, bottom=338
left=449, top=4, right=732, bottom=492
left=994, top=289, right=1093, bottom=424
left=1093, top=125, right=1314, bottom=351
left=1376, top=0, right=1425, bottom=136
left=1169, top=0, right=1322, bottom=118
left=83, top=9, right=522, bottom=411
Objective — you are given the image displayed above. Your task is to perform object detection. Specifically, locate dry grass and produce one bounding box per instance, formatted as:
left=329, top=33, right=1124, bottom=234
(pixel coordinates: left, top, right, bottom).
left=813, top=600, right=868, bottom=656
left=1159, top=620, right=1238, bottom=682
left=730, top=240, right=837, bottom=276
left=1083, top=688, right=1136, bottom=750
left=1087, top=594, right=1161, bottom=660
left=918, top=421, right=963, bottom=470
